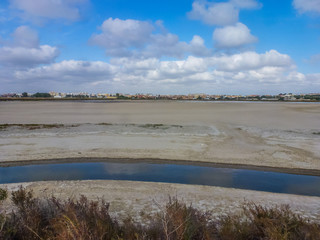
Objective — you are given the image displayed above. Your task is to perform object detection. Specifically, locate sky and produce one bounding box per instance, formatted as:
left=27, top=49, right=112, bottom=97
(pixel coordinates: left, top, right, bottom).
left=0, top=0, right=320, bottom=95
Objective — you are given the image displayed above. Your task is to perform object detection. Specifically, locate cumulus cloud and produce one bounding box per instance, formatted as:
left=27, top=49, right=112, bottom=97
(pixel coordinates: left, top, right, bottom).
left=188, top=1, right=239, bottom=26
left=90, top=18, right=154, bottom=56
left=12, top=26, right=39, bottom=48
left=143, top=33, right=189, bottom=58
left=293, top=0, right=320, bottom=14
left=15, top=60, right=116, bottom=82
left=0, top=45, right=59, bottom=67
left=213, top=22, right=257, bottom=48
left=230, top=0, right=261, bottom=9
left=142, top=34, right=211, bottom=58
left=90, top=18, right=211, bottom=58
left=12, top=49, right=308, bottom=94
left=286, top=71, right=306, bottom=83
left=9, top=0, right=88, bottom=22
left=187, top=0, right=261, bottom=25
left=209, top=50, right=293, bottom=71
left=145, top=56, right=209, bottom=80
left=0, top=26, right=59, bottom=67
left=189, top=35, right=212, bottom=56
left=306, top=73, right=320, bottom=84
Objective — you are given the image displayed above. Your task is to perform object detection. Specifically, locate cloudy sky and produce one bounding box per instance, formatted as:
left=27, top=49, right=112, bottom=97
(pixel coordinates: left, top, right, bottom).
left=0, top=0, right=320, bottom=94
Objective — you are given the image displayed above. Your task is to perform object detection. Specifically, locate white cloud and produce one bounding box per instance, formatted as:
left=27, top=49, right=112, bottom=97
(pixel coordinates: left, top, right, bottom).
left=9, top=0, right=88, bottom=22
left=15, top=60, right=116, bottom=82
left=230, top=0, right=261, bottom=9
left=11, top=26, right=39, bottom=48
left=209, top=50, right=293, bottom=71
left=90, top=18, right=211, bottom=58
left=143, top=34, right=211, bottom=58
left=188, top=1, right=239, bottom=26
left=110, top=58, right=159, bottom=71
left=141, top=33, right=188, bottom=58
left=189, top=35, right=212, bottom=56
left=90, top=18, right=154, bottom=56
left=286, top=71, right=306, bottom=83
left=0, top=45, right=59, bottom=67
left=11, top=49, right=308, bottom=94
left=187, top=0, right=261, bottom=25
left=306, top=73, right=320, bottom=85
left=147, top=56, right=209, bottom=80
left=293, top=0, right=320, bottom=14
left=213, top=22, right=257, bottom=48
left=0, top=26, right=59, bottom=67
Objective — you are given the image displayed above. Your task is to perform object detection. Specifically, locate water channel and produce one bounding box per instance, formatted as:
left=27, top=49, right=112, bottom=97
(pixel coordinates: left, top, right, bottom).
left=1, top=161, right=320, bottom=197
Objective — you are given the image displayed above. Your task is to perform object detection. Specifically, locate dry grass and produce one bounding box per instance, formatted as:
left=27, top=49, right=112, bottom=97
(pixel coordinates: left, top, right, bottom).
left=217, top=203, right=320, bottom=240
left=0, top=124, right=65, bottom=130
left=96, top=123, right=113, bottom=126
left=0, top=124, right=81, bottom=130
left=0, top=187, right=319, bottom=239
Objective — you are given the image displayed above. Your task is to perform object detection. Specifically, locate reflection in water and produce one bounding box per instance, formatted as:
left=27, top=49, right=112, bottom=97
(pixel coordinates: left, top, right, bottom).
left=102, top=163, right=153, bottom=175
left=186, top=168, right=235, bottom=187
left=286, top=178, right=320, bottom=196
left=0, top=162, right=320, bottom=197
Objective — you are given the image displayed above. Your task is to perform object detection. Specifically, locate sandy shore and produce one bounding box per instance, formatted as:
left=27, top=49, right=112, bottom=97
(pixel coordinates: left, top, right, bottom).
left=1, top=101, right=319, bottom=170
left=1, top=180, right=320, bottom=222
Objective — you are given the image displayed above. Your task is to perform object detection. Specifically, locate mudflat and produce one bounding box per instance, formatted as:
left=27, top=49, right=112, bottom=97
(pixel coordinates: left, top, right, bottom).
left=1, top=100, right=320, bottom=128
left=0, top=101, right=319, bottom=170
left=1, top=101, right=320, bottom=222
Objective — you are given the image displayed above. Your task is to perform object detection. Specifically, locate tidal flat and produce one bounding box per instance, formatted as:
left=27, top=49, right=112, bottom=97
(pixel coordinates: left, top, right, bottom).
left=0, top=101, right=320, bottom=221
left=0, top=101, right=319, bottom=170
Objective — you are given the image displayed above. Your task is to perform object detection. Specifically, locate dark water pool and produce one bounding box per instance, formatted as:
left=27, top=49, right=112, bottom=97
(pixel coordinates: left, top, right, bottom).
left=1, top=162, right=320, bottom=197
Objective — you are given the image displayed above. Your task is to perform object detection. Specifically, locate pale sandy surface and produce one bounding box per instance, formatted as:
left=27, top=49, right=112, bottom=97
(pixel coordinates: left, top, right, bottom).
left=1, top=180, right=320, bottom=222
left=0, top=101, right=319, bottom=170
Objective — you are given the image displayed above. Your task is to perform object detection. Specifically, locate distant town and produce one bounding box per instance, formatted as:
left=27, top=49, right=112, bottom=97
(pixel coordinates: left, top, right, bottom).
left=1, top=92, right=320, bottom=101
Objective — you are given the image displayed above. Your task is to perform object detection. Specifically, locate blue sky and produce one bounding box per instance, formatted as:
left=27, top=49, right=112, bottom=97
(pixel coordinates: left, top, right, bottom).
left=0, top=0, right=320, bottom=94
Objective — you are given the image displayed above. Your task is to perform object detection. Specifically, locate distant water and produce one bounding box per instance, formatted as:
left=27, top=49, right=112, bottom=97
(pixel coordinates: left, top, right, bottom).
left=1, top=162, right=320, bottom=197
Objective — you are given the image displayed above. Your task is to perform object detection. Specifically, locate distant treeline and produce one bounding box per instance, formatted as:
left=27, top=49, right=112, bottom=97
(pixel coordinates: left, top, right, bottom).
left=30, top=92, right=51, bottom=98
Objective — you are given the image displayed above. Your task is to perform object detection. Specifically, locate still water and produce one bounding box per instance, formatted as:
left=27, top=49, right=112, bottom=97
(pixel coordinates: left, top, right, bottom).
left=1, top=162, right=320, bottom=197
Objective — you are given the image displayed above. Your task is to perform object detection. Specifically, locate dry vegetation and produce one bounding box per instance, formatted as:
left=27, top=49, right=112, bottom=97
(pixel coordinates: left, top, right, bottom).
left=0, top=187, right=319, bottom=240
left=0, top=124, right=65, bottom=130
left=0, top=124, right=83, bottom=131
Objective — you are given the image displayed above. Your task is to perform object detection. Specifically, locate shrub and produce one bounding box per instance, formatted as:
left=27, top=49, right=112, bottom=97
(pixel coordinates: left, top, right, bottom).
left=0, top=187, right=319, bottom=239
left=217, top=202, right=320, bottom=240
left=151, top=197, right=214, bottom=240
left=51, top=196, right=122, bottom=239
left=0, top=189, right=7, bottom=202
